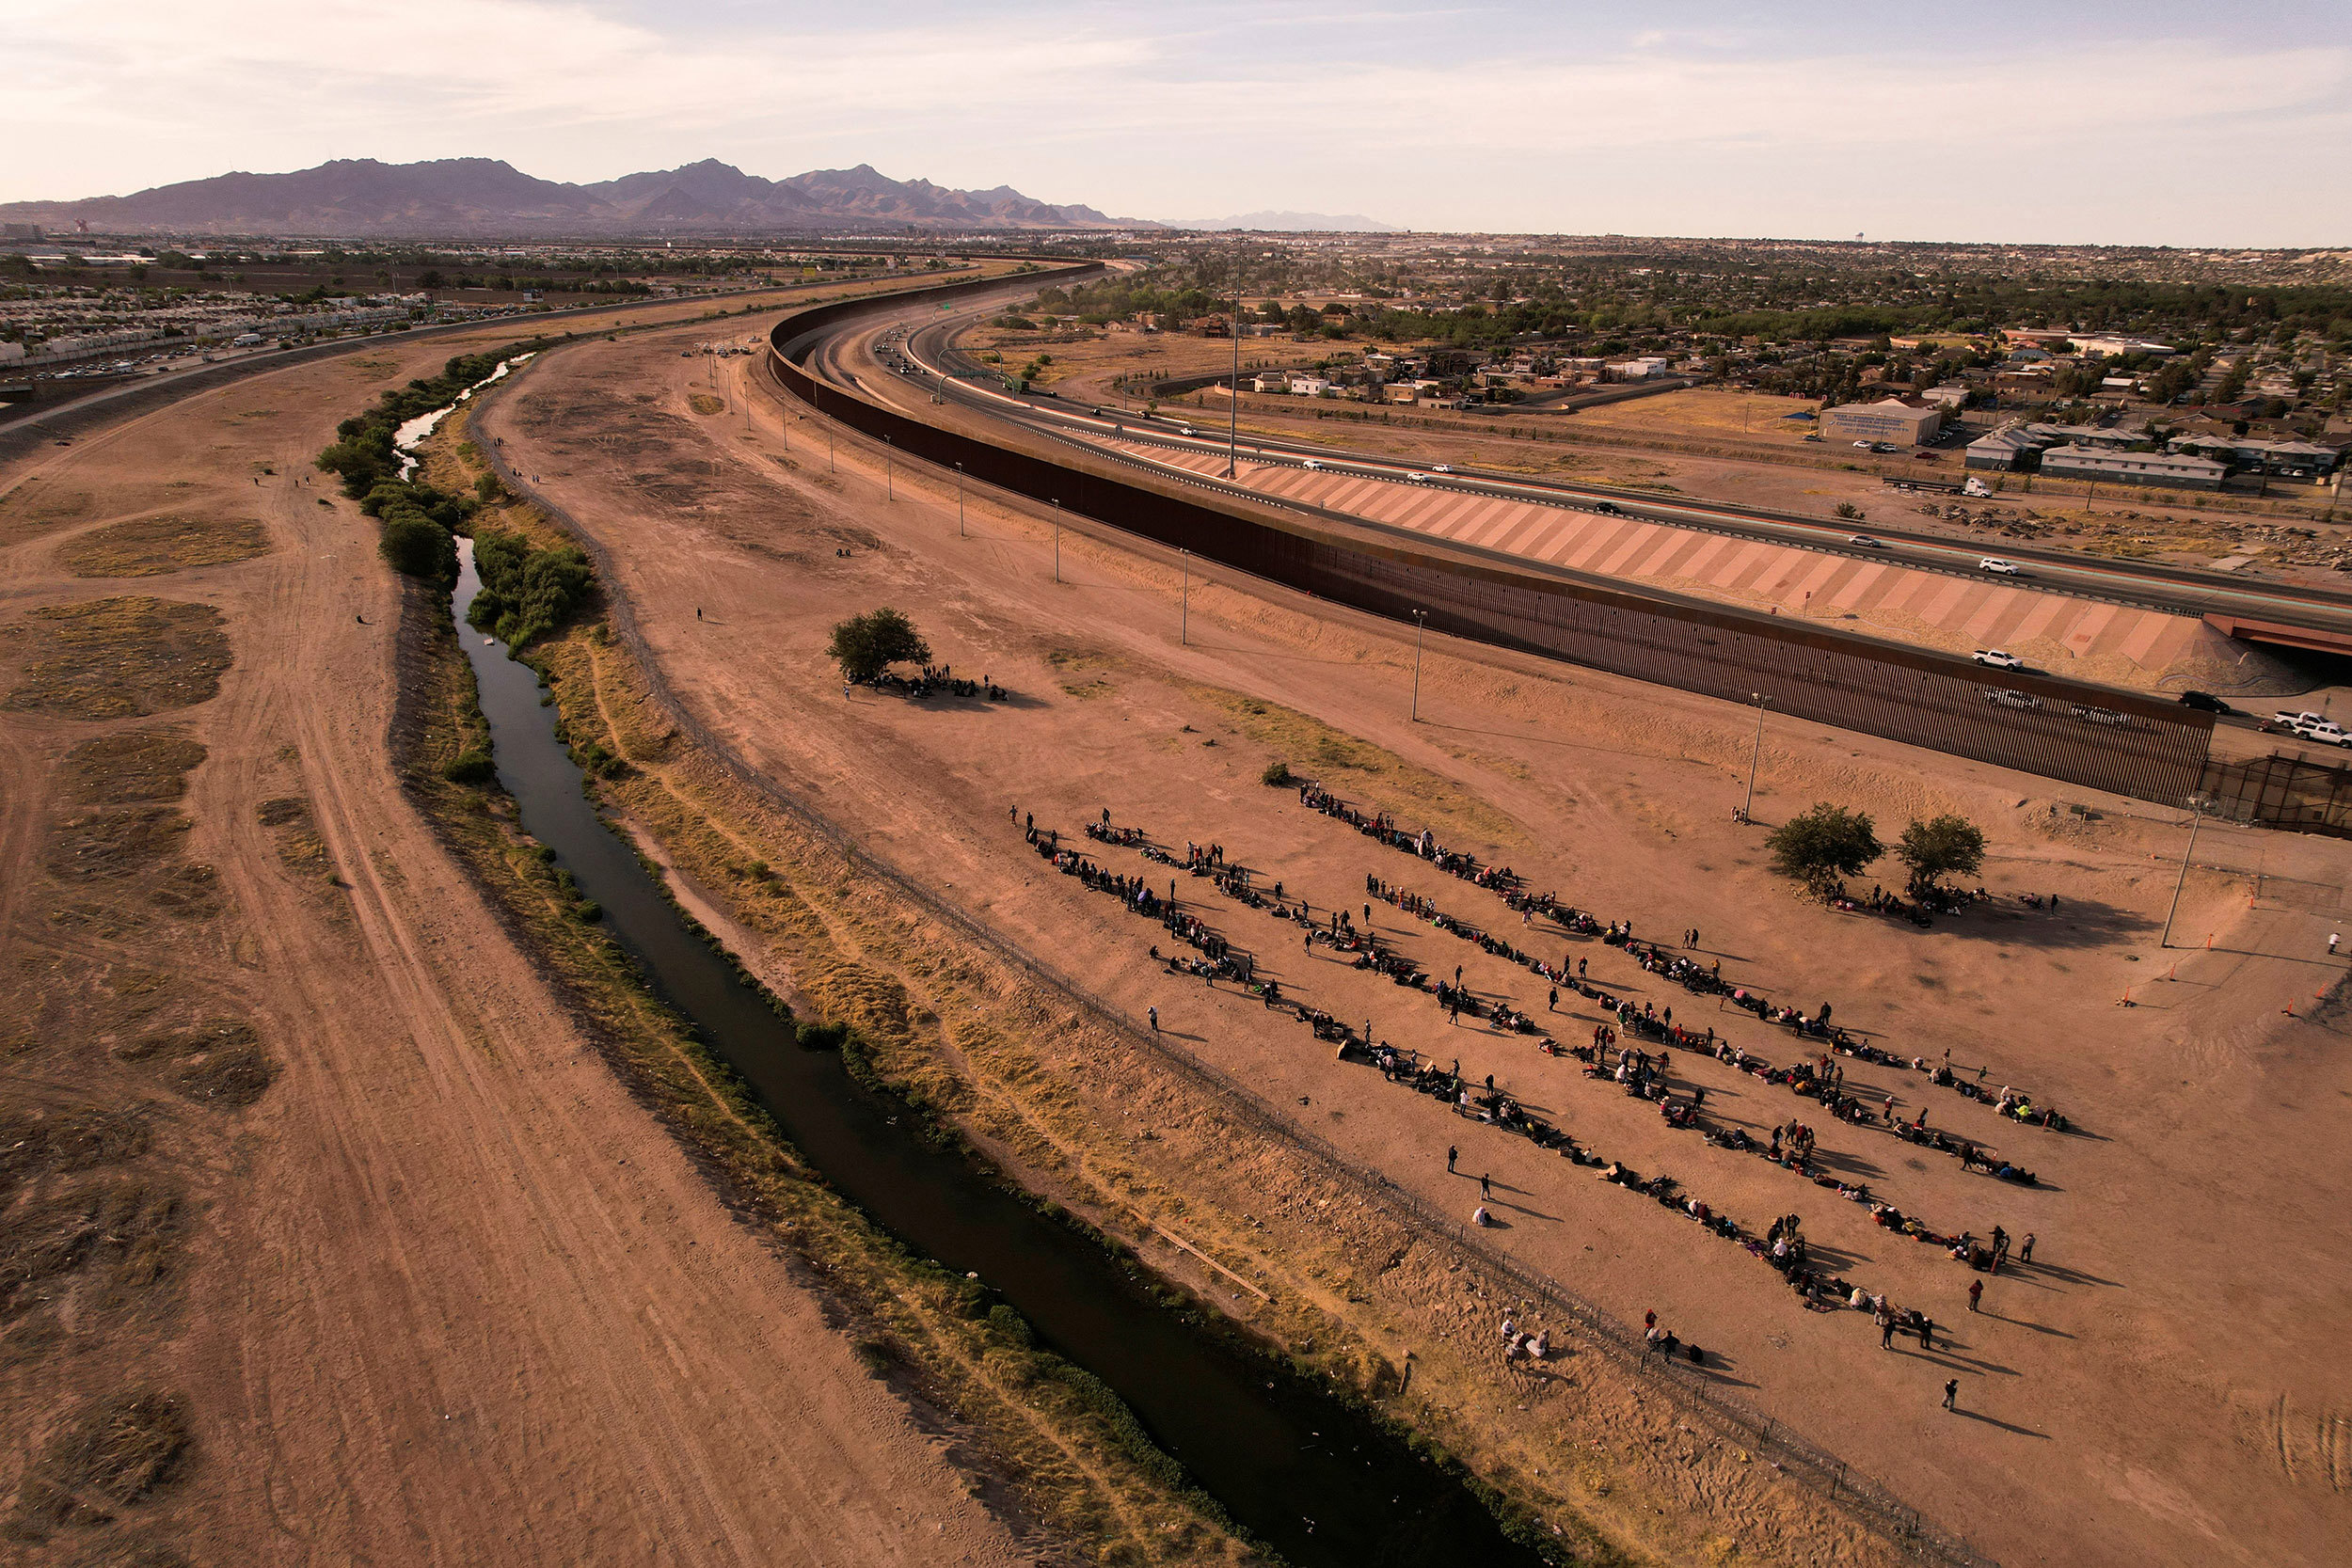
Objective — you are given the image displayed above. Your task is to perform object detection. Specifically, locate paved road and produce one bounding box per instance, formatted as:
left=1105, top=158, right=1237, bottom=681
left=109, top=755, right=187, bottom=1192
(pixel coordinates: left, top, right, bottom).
left=884, top=311, right=2352, bottom=638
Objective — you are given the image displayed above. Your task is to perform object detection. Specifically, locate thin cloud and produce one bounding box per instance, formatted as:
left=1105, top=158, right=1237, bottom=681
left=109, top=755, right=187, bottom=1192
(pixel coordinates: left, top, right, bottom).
left=5, top=0, right=2346, bottom=245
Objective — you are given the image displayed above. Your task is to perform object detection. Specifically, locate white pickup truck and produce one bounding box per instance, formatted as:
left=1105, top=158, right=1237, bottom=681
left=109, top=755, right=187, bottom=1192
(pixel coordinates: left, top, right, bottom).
left=2275, top=711, right=2348, bottom=746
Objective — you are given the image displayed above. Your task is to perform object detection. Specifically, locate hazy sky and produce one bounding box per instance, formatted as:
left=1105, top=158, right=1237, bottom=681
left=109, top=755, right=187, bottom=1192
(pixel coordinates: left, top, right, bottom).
left=9, top=0, right=2349, bottom=245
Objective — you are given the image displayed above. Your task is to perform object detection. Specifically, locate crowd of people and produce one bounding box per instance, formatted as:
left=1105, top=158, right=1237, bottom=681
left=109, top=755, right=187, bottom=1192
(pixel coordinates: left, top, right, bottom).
left=1017, top=786, right=2067, bottom=1362
left=865, top=662, right=1007, bottom=701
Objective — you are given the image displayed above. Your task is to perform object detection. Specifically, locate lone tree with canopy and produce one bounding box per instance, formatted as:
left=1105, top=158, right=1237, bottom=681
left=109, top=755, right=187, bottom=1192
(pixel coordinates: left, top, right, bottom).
left=828, top=608, right=930, bottom=685
left=1767, top=802, right=1883, bottom=897
left=1896, top=814, right=1986, bottom=899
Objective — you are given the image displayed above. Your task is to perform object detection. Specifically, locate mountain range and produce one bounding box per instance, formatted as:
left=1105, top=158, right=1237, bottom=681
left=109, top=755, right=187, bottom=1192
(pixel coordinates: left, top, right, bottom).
left=0, top=157, right=1152, bottom=236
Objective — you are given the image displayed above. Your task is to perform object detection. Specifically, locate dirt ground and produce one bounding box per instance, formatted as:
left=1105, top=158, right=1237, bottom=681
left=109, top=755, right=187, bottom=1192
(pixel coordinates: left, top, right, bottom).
left=0, top=292, right=1037, bottom=1565
left=482, top=306, right=2352, bottom=1567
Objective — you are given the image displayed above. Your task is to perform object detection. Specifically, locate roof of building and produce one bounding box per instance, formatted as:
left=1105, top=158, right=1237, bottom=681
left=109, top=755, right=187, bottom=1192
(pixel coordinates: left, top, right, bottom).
left=2040, top=444, right=2225, bottom=472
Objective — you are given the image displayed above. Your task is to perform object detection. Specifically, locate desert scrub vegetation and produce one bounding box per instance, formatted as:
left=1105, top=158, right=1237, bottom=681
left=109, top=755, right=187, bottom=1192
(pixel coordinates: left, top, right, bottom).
left=9, top=1386, right=191, bottom=1537
left=312, top=340, right=547, bottom=578
left=59, top=515, right=270, bottom=578
left=3, top=597, right=230, bottom=719
left=468, top=528, right=594, bottom=650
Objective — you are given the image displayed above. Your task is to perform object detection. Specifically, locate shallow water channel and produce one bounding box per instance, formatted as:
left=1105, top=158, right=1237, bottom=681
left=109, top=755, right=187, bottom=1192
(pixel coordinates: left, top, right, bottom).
left=448, top=543, right=1549, bottom=1567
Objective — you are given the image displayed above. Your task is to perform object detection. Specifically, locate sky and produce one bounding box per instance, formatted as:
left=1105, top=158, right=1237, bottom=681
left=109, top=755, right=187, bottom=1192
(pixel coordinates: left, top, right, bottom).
left=8, top=0, right=2350, bottom=246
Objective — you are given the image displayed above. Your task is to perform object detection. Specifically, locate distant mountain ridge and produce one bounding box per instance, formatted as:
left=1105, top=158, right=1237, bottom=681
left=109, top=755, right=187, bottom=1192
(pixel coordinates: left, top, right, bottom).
left=0, top=157, right=1154, bottom=236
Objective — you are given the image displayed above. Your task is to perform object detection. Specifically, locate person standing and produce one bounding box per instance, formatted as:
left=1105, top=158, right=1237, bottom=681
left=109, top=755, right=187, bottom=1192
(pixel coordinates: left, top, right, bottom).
left=1967, top=1278, right=1983, bottom=1313
left=2020, top=1232, right=2036, bottom=1264
left=1548, top=986, right=1558, bottom=1013
left=1879, top=1311, right=1896, bottom=1351
left=1448, top=1145, right=1458, bottom=1174
left=1148, top=1006, right=1160, bottom=1033
left=2331, top=932, right=2341, bottom=956
left=1479, top=1172, right=1492, bottom=1200
left=1942, top=1379, right=1959, bottom=1412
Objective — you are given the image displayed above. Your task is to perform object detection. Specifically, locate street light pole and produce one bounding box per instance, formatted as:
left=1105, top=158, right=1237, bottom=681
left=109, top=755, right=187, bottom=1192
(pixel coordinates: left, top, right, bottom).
left=883, top=434, right=893, bottom=501
left=1741, top=693, right=1771, bottom=822
left=2160, top=797, right=2210, bottom=948
left=1181, top=548, right=1190, bottom=644
left=1226, top=234, right=1241, bottom=479
left=1410, top=610, right=1428, bottom=721
left=1053, top=498, right=1061, bottom=581
left=956, top=462, right=964, bottom=536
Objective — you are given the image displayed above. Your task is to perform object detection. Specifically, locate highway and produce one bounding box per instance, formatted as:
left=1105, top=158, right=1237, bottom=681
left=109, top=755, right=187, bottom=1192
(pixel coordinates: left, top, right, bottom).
left=864, top=306, right=2352, bottom=641
left=781, top=288, right=2352, bottom=767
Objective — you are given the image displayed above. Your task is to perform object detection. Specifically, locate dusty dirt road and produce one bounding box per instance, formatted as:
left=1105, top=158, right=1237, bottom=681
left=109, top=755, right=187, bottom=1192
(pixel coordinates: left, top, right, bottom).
left=0, top=302, right=1033, bottom=1564
left=483, top=307, right=2352, bottom=1568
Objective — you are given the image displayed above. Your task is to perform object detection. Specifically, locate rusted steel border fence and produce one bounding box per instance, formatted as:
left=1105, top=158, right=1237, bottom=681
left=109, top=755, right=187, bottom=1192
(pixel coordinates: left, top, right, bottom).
left=772, top=287, right=2210, bottom=809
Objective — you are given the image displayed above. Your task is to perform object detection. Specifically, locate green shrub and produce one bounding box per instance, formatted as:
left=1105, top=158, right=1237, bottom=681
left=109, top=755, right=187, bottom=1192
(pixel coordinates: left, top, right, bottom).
left=441, top=748, right=495, bottom=784
left=379, top=514, right=454, bottom=578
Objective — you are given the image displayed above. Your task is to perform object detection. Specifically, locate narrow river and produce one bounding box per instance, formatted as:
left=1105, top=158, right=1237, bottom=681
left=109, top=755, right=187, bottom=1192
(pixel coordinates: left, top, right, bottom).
left=447, top=542, right=1550, bottom=1568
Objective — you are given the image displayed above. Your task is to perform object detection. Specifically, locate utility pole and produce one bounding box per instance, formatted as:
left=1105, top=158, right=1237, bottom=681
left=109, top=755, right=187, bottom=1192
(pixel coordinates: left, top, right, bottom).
left=956, top=462, right=964, bottom=536
left=1225, top=234, right=1242, bottom=479
left=1181, top=548, right=1190, bottom=644
left=883, top=434, right=893, bottom=501
left=1741, top=693, right=1771, bottom=823
left=2160, top=796, right=2211, bottom=948
left=1053, top=498, right=1061, bottom=581
left=1410, top=610, right=1428, bottom=721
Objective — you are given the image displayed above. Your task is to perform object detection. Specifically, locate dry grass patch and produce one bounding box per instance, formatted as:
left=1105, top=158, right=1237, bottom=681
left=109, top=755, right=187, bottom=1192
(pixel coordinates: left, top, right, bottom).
left=63, top=730, right=206, bottom=806
left=0, top=1175, right=183, bottom=1325
left=118, top=1020, right=278, bottom=1110
left=4, top=598, right=230, bottom=720
left=43, top=809, right=193, bottom=886
left=59, top=515, right=269, bottom=578
left=687, top=393, right=727, bottom=416
left=1181, top=683, right=1525, bottom=847
left=10, top=1387, right=191, bottom=1533
left=257, top=796, right=334, bottom=881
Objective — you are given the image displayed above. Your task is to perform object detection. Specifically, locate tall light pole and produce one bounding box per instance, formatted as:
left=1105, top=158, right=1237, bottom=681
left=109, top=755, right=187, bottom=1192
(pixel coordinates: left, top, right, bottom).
left=955, top=461, right=964, bottom=536
left=1741, top=692, right=1771, bottom=823
left=1053, top=498, right=1061, bottom=582
left=883, top=434, right=893, bottom=501
left=1410, top=610, right=1428, bottom=721
left=2160, top=795, right=2212, bottom=948
left=1181, top=548, right=1190, bottom=644
left=1225, top=234, right=1242, bottom=479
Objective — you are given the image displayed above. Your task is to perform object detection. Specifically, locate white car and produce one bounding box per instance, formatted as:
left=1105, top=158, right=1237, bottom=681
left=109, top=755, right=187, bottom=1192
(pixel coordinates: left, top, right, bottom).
left=1979, top=557, right=2023, bottom=576
left=1984, top=689, right=2041, bottom=711
left=1973, top=649, right=2026, bottom=671
left=1177, top=425, right=1198, bottom=437
left=1300, top=458, right=1324, bottom=470
left=1432, top=464, right=1454, bottom=473
left=2070, top=704, right=2132, bottom=728
left=2310, top=721, right=2350, bottom=747
left=1405, top=471, right=1431, bottom=483
left=1853, top=440, right=1874, bottom=450
left=2275, top=710, right=2327, bottom=735
left=1848, top=533, right=1883, bottom=547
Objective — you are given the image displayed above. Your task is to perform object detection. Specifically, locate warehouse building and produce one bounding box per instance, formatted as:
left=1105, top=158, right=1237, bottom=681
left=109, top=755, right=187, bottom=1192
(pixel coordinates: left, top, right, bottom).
left=1819, top=398, right=1942, bottom=446
left=1965, top=426, right=2042, bottom=470
left=2037, top=445, right=2226, bottom=490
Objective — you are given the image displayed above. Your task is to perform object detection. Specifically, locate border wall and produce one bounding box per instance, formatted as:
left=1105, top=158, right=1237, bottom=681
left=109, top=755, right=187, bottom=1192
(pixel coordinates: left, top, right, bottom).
left=771, top=284, right=2217, bottom=810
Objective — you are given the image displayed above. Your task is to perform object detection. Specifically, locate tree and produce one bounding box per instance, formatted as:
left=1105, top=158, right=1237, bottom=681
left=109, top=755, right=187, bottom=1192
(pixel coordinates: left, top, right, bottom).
left=1896, top=815, right=1985, bottom=897
left=1766, top=802, right=1882, bottom=896
left=828, top=609, right=930, bottom=684
left=378, top=513, right=454, bottom=578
